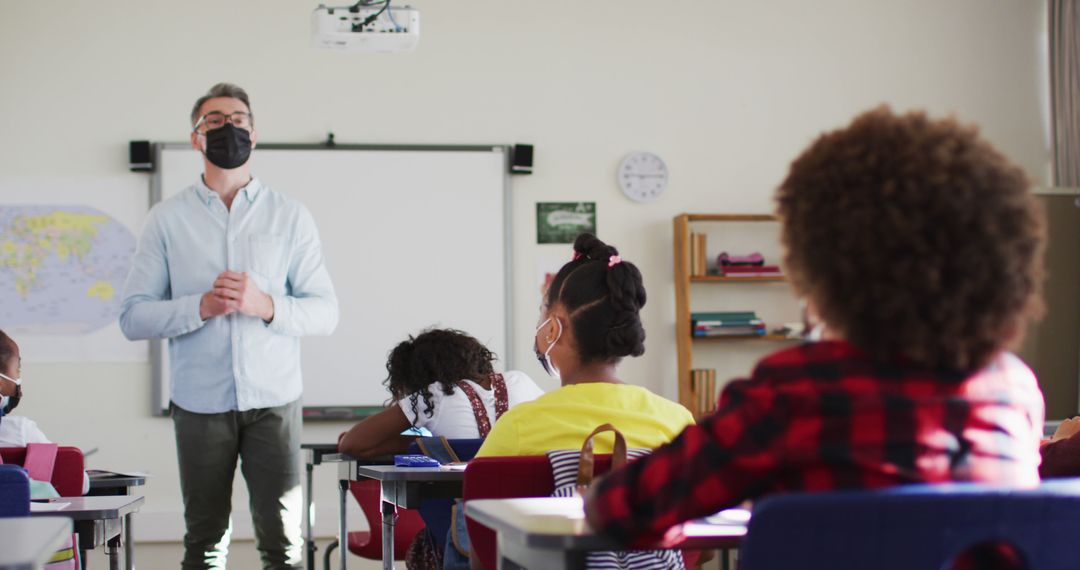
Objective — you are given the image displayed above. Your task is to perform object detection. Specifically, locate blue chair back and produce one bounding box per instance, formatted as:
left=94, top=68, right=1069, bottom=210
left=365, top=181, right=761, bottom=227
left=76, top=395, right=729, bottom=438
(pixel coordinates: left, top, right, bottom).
left=0, top=464, right=30, bottom=517
left=741, top=479, right=1080, bottom=570
left=407, top=438, right=484, bottom=555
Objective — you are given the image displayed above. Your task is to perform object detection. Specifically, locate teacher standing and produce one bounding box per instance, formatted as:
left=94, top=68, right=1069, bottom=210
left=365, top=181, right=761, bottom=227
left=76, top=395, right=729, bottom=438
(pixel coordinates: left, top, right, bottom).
left=120, top=83, right=338, bottom=570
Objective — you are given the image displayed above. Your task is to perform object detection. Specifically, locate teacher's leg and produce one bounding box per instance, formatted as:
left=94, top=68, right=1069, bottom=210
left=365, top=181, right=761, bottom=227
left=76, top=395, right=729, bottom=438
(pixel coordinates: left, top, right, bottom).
left=173, top=404, right=241, bottom=570
left=240, top=399, right=304, bottom=570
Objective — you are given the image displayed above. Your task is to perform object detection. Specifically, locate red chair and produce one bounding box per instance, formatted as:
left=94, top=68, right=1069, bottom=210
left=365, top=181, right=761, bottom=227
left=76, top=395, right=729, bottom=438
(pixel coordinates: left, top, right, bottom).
left=0, top=446, right=84, bottom=496
left=463, top=455, right=702, bottom=570
left=346, top=479, right=427, bottom=560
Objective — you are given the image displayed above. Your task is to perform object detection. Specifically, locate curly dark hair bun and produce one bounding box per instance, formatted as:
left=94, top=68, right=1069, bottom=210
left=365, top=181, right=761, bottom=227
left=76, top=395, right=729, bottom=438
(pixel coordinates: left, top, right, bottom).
left=776, top=106, right=1046, bottom=371
left=383, top=328, right=497, bottom=425
left=547, top=233, right=647, bottom=363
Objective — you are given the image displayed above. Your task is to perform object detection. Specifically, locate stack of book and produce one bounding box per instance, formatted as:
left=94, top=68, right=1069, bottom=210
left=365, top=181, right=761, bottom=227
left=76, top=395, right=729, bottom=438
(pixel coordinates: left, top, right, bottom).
left=691, top=311, right=766, bottom=337
left=716, top=251, right=783, bottom=278
left=689, top=233, right=708, bottom=277
left=719, top=265, right=784, bottom=278
left=690, top=368, right=717, bottom=417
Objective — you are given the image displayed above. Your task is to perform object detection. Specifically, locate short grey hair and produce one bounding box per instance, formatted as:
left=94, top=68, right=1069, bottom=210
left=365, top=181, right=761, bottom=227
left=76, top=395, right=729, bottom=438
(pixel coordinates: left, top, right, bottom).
left=190, top=83, right=253, bottom=126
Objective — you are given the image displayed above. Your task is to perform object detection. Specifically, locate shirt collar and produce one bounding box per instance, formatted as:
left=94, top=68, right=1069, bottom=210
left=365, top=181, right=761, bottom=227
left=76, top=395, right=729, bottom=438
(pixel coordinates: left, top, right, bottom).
left=195, top=176, right=263, bottom=205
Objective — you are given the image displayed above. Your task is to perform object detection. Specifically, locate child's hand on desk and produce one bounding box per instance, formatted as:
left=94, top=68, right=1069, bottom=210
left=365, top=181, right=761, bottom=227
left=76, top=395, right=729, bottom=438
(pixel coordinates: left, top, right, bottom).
left=1051, top=417, right=1080, bottom=442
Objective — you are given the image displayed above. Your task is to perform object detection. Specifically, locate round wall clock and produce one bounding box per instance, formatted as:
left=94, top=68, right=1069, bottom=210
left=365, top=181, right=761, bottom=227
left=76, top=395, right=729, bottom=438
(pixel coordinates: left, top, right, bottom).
left=618, top=152, right=669, bottom=203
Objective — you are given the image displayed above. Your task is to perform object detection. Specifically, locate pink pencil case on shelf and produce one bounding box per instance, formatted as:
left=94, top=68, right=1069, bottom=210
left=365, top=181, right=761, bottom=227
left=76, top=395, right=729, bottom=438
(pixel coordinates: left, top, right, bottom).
left=716, top=252, right=765, bottom=266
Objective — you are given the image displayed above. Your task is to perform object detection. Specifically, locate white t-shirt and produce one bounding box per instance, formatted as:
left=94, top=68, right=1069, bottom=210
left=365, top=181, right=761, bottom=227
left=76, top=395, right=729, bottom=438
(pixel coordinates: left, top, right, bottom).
left=397, top=370, right=545, bottom=439
left=0, top=415, right=51, bottom=447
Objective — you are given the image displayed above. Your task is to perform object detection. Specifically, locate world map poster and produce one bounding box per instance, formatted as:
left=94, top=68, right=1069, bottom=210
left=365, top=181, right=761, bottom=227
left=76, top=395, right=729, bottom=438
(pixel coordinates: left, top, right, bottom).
left=0, top=205, right=135, bottom=334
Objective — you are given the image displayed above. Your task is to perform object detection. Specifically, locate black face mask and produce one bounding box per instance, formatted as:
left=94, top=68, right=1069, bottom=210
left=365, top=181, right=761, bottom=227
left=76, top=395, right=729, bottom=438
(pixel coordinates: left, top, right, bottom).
left=203, top=123, right=252, bottom=169
left=3, top=385, right=21, bottom=415
left=533, top=341, right=554, bottom=376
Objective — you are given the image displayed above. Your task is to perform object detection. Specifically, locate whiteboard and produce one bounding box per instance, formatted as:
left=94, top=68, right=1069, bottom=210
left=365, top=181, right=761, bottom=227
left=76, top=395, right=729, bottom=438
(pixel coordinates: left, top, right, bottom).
left=151, top=144, right=512, bottom=416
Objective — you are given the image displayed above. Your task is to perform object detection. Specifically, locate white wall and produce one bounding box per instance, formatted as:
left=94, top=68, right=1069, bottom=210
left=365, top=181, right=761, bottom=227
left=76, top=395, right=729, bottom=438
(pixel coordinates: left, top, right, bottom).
left=0, top=0, right=1049, bottom=545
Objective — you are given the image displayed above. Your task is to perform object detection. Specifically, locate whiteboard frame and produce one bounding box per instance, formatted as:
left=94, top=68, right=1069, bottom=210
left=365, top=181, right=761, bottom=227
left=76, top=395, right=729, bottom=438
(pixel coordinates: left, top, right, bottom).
left=147, top=142, right=516, bottom=418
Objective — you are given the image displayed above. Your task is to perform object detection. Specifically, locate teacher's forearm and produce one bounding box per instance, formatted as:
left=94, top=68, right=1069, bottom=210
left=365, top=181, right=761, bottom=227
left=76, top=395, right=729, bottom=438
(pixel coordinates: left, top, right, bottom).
left=267, top=294, right=339, bottom=337
left=119, top=294, right=206, bottom=340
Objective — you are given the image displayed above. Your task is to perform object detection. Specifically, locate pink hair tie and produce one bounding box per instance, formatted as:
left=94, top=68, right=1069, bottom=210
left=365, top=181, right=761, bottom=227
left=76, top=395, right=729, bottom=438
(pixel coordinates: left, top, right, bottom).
left=607, top=255, right=622, bottom=268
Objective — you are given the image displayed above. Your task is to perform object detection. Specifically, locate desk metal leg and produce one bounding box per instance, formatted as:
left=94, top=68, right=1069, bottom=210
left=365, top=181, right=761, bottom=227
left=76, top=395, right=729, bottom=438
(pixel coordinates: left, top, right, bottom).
left=124, top=513, right=134, bottom=570
left=306, top=460, right=316, bottom=570
left=107, top=534, right=122, bottom=570
left=339, top=480, right=349, bottom=570
left=380, top=500, right=396, bottom=570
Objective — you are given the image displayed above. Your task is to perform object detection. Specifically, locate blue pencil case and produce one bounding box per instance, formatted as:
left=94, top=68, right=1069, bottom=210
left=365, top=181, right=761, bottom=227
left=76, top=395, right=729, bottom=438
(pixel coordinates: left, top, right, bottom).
left=394, top=454, right=441, bottom=467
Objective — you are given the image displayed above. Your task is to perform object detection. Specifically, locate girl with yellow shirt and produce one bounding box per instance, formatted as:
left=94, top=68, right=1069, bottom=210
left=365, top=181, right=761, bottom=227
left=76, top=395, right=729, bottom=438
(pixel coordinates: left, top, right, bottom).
left=477, top=234, right=693, bottom=458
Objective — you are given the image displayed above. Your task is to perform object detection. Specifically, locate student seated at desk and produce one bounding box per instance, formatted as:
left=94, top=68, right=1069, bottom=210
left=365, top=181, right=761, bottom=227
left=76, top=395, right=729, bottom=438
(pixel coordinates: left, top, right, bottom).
left=338, top=328, right=543, bottom=458
left=0, top=330, right=89, bottom=494
left=476, top=234, right=694, bottom=459
left=585, top=107, right=1047, bottom=545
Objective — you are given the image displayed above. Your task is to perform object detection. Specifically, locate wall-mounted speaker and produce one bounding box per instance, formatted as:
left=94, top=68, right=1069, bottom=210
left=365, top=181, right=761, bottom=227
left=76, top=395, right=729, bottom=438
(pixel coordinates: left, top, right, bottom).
left=511, top=144, right=533, bottom=175
left=129, top=140, right=154, bottom=172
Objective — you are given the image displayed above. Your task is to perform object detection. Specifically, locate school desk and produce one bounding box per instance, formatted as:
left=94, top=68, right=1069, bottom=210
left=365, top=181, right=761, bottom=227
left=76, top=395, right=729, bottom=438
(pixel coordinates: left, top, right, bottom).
left=301, top=442, right=342, bottom=570
left=31, top=495, right=144, bottom=570
left=334, top=460, right=464, bottom=570
left=0, top=516, right=72, bottom=570
left=465, top=497, right=747, bottom=570
left=87, top=471, right=146, bottom=570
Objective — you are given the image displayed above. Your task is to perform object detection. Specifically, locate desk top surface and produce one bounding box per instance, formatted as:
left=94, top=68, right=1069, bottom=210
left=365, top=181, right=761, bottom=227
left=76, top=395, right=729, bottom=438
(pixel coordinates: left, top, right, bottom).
left=87, top=473, right=147, bottom=489
left=466, top=497, right=746, bottom=550
left=0, top=517, right=72, bottom=569
left=303, top=444, right=345, bottom=466
left=30, top=495, right=145, bottom=520
left=314, top=452, right=394, bottom=466
left=354, top=465, right=466, bottom=482
left=301, top=443, right=340, bottom=452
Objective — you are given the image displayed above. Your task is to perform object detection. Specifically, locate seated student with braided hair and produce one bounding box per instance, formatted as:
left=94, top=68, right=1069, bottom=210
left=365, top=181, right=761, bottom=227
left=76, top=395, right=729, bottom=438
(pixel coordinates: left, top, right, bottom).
left=585, top=107, right=1047, bottom=546
left=475, top=233, right=694, bottom=458
left=338, top=328, right=544, bottom=458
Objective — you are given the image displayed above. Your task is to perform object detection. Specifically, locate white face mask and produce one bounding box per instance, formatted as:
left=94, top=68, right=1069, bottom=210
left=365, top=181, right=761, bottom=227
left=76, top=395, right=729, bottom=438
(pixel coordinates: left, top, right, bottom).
left=533, top=318, right=563, bottom=380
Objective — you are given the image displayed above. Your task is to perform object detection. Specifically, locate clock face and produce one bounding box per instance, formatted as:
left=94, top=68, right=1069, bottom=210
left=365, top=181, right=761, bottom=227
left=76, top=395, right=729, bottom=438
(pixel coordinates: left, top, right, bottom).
left=618, top=152, right=669, bottom=203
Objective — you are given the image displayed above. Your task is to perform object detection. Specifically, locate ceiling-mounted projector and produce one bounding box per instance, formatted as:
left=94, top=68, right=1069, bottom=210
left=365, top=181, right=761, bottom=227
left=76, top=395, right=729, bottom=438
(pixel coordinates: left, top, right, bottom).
left=312, top=3, right=420, bottom=53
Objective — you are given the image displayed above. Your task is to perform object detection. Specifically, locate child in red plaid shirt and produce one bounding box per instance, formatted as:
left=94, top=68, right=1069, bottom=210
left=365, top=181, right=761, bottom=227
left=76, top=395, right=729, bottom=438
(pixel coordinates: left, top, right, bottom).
left=585, top=107, right=1048, bottom=546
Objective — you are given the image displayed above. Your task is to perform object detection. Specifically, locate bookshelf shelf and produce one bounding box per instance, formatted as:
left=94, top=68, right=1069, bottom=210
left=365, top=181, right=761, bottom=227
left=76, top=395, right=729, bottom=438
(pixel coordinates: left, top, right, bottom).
left=690, top=275, right=788, bottom=283
left=693, top=334, right=797, bottom=342
left=673, top=213, right=797, bottom=419
left=686, top=214, right=776, bottom=222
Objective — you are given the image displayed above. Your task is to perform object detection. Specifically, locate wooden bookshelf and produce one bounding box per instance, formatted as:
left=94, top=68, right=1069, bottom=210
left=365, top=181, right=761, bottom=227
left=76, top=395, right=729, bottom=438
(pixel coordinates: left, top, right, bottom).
left=673, top=213, right=798, bottom=419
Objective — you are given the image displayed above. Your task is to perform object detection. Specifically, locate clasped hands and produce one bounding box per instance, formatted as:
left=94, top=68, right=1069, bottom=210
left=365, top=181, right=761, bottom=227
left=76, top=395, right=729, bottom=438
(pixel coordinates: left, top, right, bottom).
left=200, top=271, right=275, bottom=322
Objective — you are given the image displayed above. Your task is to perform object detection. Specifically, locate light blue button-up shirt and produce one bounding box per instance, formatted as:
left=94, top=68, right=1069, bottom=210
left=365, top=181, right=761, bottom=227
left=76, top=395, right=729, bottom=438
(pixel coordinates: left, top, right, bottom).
left=119, top=178, right=339, bottom=413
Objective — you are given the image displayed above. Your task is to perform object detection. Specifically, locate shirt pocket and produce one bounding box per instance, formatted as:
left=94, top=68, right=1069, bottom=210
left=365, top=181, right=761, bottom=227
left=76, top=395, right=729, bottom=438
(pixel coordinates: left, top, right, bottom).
left=248, top=233, right=288, bottom=286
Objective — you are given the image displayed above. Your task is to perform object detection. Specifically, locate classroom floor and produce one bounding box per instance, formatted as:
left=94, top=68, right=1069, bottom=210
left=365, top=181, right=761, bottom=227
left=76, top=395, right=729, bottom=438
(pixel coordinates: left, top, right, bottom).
left=82, top=538, right=384, bottom=570
left=81, top=539, right=730, bottom=569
